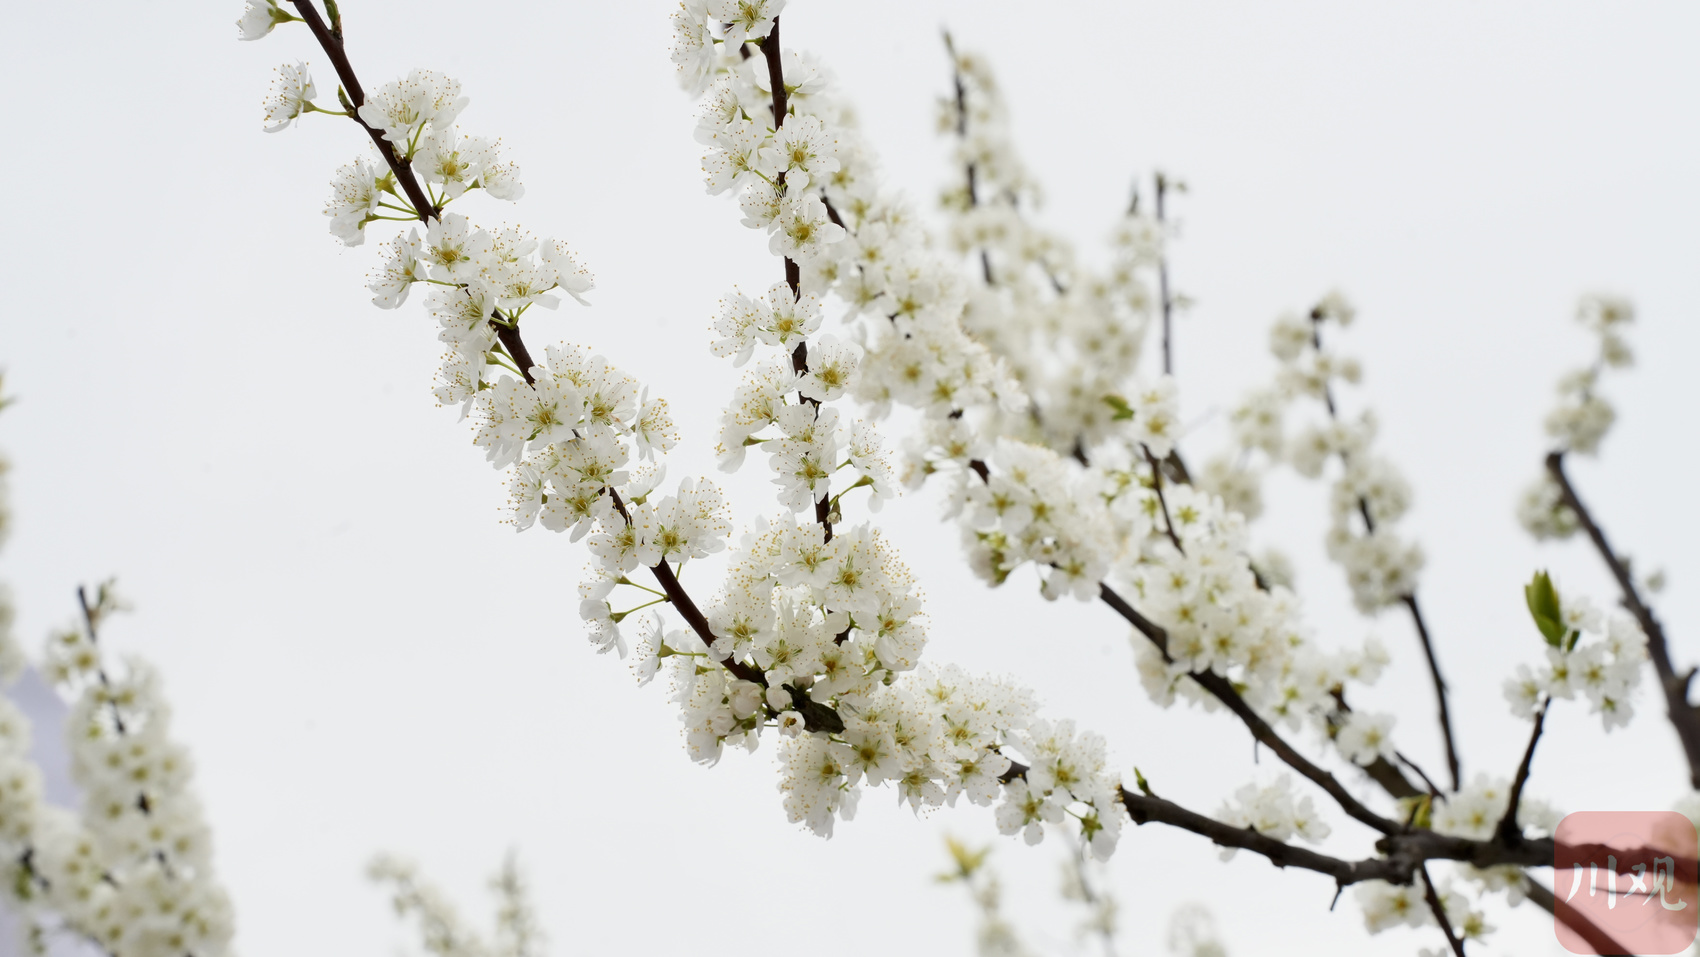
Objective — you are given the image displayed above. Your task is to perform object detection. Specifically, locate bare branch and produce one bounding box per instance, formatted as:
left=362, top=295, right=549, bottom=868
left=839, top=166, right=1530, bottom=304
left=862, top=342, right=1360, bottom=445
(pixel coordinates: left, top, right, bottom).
left=1418, top=862, right=1467, bottom=956
left=1495, top=700, right=1548, bottom=846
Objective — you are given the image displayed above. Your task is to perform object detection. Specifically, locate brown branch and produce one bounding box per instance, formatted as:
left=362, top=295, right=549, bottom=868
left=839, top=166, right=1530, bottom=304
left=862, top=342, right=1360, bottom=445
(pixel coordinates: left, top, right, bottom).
left=1118, top=786, right=1409, bottom=887
left=494, top=321, right=537, bottom=386
left=759, top=17, right=788, bottom=130
left=1547, top=449, right=1700, bottom=788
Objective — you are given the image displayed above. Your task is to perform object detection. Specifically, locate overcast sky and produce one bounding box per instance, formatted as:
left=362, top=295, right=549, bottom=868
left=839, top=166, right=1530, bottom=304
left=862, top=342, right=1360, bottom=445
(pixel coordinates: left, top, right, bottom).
left=2, top=1, right=1697, bottom=955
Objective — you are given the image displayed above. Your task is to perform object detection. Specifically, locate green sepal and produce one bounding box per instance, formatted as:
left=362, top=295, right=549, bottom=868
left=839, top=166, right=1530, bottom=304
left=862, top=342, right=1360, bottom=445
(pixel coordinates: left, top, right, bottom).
left=1104, top=394, right=1134, bottom=421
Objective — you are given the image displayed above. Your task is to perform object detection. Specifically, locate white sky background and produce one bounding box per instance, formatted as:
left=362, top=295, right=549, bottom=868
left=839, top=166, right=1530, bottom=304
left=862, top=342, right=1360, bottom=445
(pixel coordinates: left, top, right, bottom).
left=1, top=1, right=1697, bottom=954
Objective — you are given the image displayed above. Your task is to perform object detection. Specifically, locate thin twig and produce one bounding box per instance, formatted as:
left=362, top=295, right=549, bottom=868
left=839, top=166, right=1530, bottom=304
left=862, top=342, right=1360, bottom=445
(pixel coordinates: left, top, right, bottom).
left=1155, top=172, right=1173, bottom=376
left=1494, top=699, right=1547, bottom=846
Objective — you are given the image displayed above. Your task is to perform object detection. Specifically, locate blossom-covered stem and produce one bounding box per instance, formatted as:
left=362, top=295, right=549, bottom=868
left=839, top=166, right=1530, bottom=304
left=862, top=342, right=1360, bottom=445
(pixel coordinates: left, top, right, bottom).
left=762, top=19, right=834, bottom=546
left=1311, top=312, right=1462, bottom=790
left=293, top=0, right=544, bottom=391
left=1545, top=450, right=1700, bottom=787
left=789, top=342, right=834, bottom=540
left=1525, top=877, right=1633, bottom=956
left=287, top=0, right=436, bottom=221
left=1099, top=584, right=1403, bottom=836
left=1494, top=699, right=1547, bottom=846
left=1155, top=172, right=1174, bottom=376
left=75, top=584, right=129, bottom=736
left=1418, top=862, right=1467, bottom=956
left=758, top=18, right=801, bottom=303
left=600, top=486, right=757, bottom=683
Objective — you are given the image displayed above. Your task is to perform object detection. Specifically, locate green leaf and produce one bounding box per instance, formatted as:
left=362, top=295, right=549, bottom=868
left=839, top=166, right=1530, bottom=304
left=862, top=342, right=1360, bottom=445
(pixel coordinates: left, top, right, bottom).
left=1411, top=793, right=1433, bottom=830
left=324, top=0, right=343, bottom=38
left=1133, top=766, right=1153, bottom=796
left=1103, top=394, right=1134, bottom=421
left=1524, top=570, right=1570, bottom=647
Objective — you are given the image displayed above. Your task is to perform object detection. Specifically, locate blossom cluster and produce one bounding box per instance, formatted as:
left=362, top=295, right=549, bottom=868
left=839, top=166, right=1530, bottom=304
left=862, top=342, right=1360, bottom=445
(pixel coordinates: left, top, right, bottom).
left=0, top=603, right=233, bottom=957
left=1517, top=294, right=1635, bottom=540
left=1219, top=295, right=1425, bottom=613
left=1211, top=775, right=1331, bottom=858
left=683, top=39, right=1402, bottom=787
left=666, top=3, right=1133, bottom=852
left=244, top=3, right=1132, bottom=859
left=367, top=853, right=544, bottom=957
left=302, top=61, right=524, bottom=248
left=1503, top=587, right=1649, bottom=731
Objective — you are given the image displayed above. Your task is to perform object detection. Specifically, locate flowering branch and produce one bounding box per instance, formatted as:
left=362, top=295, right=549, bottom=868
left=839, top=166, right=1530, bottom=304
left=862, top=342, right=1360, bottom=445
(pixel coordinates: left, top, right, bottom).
left=1098, top=584, right=1401, bottom=836
left=288, top=0, right=434, bottom=220
left=1545, top=450, right=1700, bottom=787
left=1310, top=311, right=1462, bottom=791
